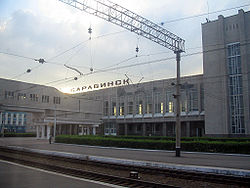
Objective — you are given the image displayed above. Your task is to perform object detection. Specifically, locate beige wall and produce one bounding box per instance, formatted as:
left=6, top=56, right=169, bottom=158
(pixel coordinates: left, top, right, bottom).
left=202, top=10, right=250, bottom=136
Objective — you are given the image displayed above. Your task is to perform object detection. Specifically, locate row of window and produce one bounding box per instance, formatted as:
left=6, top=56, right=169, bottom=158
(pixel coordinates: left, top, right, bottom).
left=227, top=43, right=245, bottom=134
left=0, top=112, right=26, bottom=126
left=4, top=91, right=61, bottom=104
left=103, top=88, right=203, bottom=116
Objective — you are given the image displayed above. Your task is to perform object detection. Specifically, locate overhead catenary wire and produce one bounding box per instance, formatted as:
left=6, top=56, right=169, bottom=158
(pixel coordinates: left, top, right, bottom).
left=160, top=3, right=250, bottom=25
left=1, top=39, right=250, bottom=85
left=0, top=4, right=249, bottom=89
left=70, top=40, right=250, bottom=80
left=2, top=40, right=249, bottom=89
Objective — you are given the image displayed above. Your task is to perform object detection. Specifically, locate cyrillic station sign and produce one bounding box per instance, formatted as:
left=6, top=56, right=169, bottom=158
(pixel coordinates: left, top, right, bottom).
left=70, top=78, right=129, bottom=93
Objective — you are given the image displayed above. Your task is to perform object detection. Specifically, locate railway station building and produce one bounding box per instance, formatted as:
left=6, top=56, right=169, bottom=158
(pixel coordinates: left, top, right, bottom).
left=0, top=10, right=249, bottom=138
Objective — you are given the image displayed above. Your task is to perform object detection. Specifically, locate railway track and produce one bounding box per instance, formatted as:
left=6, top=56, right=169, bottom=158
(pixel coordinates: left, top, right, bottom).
left=0, top=146, right=249, bottom=188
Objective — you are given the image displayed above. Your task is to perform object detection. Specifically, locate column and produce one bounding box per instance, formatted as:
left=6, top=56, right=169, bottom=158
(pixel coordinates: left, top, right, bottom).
left=163, top=122, right=167, bottom=136
left=69, top=125, right=72, bottom=135
left=124, top=123, right=128, bottom=136
left=142, top=123, right=146, bottom=136
left=92, top=126, right=96, bottom=135
left=41, top=125, right=45, bottom=139
left=74, top=125, right=78, bottom=135
left=186, top=121, right=190, bottom=137
left=87, top=127, right=90, bottom=135
left=36, top=125, right=40, bottom=139
left=75, top=125, right=78, bottom=135
left=47, top=125, right=51, bottom=139
left=59, top=125, right=62, bottom=135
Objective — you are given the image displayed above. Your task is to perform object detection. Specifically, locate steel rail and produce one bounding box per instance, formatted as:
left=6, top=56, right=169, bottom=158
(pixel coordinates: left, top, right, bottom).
left=0, top=146, right=249, bottom=187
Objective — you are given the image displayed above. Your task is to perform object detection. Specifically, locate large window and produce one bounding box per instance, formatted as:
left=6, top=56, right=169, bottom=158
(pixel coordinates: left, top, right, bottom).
left=42, top=95, right=49, bottom=103
left=30, top=94, right=38, bottom=102
left=53, top=96, right=60, bottom=104
left=5, top=91, right=14, bottom=99
left=118, top=97, right=124, bottom=116
left=166, top=91, right=174, bottom=113
left=111, top=98, right=116, bottom=116
left=103, top=101, right=109, bottom=116
left=180, top=90, right=187, bottom=112
left=135, top=94, right=143, bottom=115
left=200, top=84, right=204, bottom=112
left=145, top=94, right=152, bottom=114
left=227, top=43, right=245, bottom=133
left=18, top=93, right=26, bottom=100
left=154, top=92, right=163, bottom=114
left=127, top=95, right=133, bottom=115
left=188, top=88, right=198, bottom=112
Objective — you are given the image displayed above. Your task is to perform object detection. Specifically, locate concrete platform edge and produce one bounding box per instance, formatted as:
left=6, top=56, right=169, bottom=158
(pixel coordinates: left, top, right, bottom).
left=6, top=145, right=250, bottom=177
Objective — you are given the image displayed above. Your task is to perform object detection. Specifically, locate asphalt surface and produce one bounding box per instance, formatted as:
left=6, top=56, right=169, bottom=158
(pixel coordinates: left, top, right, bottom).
left=0, top=160, right=122, bottom=188
left=0, top=137, right=250, bottom=170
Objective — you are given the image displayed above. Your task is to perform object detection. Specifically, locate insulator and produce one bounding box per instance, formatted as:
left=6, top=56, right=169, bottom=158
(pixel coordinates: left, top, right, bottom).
left=136, top=46, right=139, bottom=53
left=90, top=67, right=93, bottom=72
left=88, top=27, right=92, bottom=34
left=38, top=58, right=45, bottom=64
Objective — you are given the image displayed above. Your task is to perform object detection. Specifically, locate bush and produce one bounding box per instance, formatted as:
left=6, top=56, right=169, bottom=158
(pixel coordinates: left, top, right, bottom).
left=55, top=135, right=250, bottom=154
left=0, top=133, right=36, bottom=137
left=102, top=135, right=250, bottom=142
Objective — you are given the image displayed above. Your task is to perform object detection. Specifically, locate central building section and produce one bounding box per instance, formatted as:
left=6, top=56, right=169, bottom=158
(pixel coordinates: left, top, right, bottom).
left=80, top=74, right=205, bottom=137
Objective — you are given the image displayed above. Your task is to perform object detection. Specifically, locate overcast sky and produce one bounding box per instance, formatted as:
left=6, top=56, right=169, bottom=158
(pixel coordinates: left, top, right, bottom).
left=0, top=0, right=249, bottom=93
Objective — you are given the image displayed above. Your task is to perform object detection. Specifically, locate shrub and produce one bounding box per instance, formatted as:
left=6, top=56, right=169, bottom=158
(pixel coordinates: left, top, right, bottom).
left=55, top=135, right=250, bottom=154
left=0, top=133, right=36, bottom=137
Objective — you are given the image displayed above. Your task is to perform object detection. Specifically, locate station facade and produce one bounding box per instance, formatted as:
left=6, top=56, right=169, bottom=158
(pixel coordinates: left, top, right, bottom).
left=0, top=10, right=249, bottom=138
left=81, top=75, right=204, bottom=137
left=202, top=9, right=250, bottom=136
left=0, top=78, right=102, bottom=139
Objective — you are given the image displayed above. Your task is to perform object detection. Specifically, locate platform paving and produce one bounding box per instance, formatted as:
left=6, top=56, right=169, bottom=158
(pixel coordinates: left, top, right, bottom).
left=0, top=137, right=250, bottom=176
left=0, top=160, right=123, bottom=188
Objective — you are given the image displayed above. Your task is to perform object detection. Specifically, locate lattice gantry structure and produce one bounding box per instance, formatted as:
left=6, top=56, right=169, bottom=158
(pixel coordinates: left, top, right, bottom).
left=59, top=0, right=185, bottom=52
left=59, top=0, right=185, bottom=157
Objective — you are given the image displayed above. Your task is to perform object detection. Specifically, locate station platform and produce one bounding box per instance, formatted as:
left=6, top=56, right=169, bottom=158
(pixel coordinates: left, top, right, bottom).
left=1, top=137, right=250, bottom=177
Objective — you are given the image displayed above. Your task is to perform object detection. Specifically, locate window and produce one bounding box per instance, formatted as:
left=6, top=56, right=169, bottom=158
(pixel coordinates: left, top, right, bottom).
left=53, top=96, right=60, bottom=104
left=18, top=93, right=26, bottom=100
left=168, top=102, right=174, bottom=113
left=127, top=95, right=133, bottom=115
left=5, top=91, right=14, bottom=99
left=111, top=98, right=116, bottom=116
left=104, top=123, right=116, bottom=135
left=42, top=95, right=49, bottom=103
left=137, top=124, right=142, bottom=132
left=30, top=94, right=38, bottom=102
left=103, top=101, right=109, bottom=116
left=8, top=113, right=11, bottom=124
left=118, top=97, right=124, bottom=116
left=154, top=92, right=163, bottom=114
left=135, top=94, right=143, bottom=115
left=188, top=88, right=198, bottom=112
left=180, top=90, right=187, bottom=112
left=227, top=43, right=244, bottom=134
left=200, top=84, right=204, bottom=111
left=166, top=91, right=174, bottom=113
left=145, top=94, right=152, bottom=114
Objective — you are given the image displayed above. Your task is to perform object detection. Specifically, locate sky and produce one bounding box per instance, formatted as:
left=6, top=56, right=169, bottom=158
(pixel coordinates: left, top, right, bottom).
left=0, top=0, right=249, bottom=93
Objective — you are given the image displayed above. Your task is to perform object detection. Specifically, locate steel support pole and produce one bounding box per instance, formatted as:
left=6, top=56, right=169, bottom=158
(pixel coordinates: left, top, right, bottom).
left=175, top=51, right=181, bottom=157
